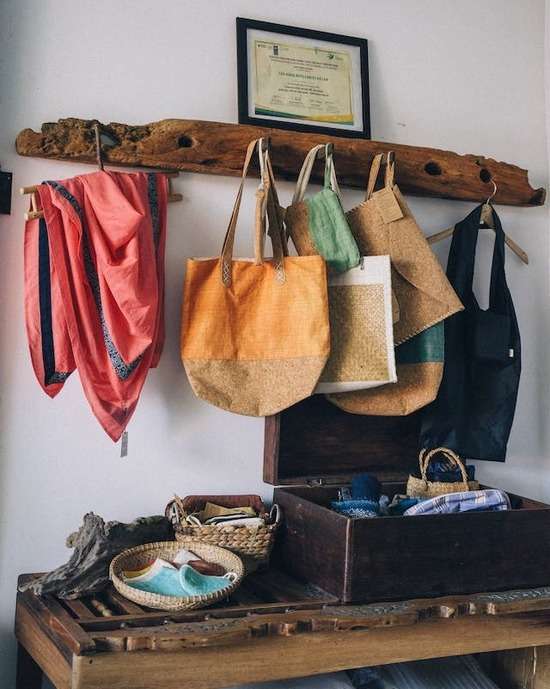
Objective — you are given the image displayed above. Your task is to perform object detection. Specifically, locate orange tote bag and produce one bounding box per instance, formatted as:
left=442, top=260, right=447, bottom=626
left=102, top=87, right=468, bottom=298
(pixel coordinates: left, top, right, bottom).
left=181, top=139, right=330, bottom=416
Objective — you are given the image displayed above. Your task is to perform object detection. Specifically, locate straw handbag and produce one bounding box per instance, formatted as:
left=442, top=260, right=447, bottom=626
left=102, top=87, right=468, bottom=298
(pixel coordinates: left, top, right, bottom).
left=110, top=539, right=244, bottom=611
left=406, top=447, right=480, bottom=498
left=166, top=494, right=281, bottom=572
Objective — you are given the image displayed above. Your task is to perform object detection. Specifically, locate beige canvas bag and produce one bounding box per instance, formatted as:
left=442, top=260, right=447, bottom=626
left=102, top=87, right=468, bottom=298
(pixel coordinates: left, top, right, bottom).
left=316, top=255, right=396, bottom=393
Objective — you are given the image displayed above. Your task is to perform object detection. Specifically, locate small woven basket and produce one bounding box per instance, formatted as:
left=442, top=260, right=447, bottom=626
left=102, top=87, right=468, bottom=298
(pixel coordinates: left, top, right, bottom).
left=109, top=539, right=244, bottom=612
left=406, top=447, right=480, bottom=498
left=165, top=494, right=281, bottom=573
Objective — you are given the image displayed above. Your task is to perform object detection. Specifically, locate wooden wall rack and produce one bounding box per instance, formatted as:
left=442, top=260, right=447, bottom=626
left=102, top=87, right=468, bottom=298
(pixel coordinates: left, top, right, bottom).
left=16, top=118, right=545, bottom=207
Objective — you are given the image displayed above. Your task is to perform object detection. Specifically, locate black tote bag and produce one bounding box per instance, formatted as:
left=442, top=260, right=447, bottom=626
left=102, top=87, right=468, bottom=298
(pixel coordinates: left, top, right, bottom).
left=420, top=204, right=521, bottom=461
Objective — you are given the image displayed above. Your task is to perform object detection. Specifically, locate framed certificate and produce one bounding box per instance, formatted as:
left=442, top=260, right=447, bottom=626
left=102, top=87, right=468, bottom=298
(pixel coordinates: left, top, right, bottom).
left=237, top=18, right=370, bottom=139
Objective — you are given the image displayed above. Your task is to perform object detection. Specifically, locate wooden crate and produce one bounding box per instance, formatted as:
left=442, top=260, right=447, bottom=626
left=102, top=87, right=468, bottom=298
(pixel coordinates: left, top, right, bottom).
left=264, top=395, right=550, bottom=603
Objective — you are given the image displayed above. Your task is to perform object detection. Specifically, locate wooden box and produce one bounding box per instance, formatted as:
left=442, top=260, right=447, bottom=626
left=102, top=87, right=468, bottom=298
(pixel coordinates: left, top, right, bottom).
left=264, top=395, right=550, bottom=603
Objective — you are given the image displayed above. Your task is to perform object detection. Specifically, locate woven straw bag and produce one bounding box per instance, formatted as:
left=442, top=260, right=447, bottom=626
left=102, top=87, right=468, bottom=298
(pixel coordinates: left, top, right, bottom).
left=109, top=539, right=244, bottom=611
left=165, top=494, right=281, bottom=573
left=406, top=447, right=480, bottom=498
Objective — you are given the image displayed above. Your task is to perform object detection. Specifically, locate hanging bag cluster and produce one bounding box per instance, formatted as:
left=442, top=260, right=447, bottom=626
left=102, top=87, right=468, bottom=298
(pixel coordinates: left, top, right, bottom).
left=180, top=139, right=330, bottom=416
left=328, top=153, right=463, bottom=416
left=420, top=204, right=521, bottom=460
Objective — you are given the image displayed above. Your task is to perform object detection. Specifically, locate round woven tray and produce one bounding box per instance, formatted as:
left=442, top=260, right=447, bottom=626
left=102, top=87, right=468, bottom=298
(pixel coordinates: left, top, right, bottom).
left=109, top=539, right=244, bottom=611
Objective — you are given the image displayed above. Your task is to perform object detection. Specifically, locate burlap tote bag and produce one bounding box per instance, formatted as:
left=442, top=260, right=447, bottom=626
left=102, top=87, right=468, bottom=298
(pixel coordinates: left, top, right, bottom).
left=316, top=255, right=396, bottom=393
left=328, top=152, right=462, bottom=416
left=406, top=447, right=480, bottom=498
left=285, top=144, right=360, bottom=274
left=181, top=139, right=330, bottom=416
left=345, top=152, right=462, bottom=345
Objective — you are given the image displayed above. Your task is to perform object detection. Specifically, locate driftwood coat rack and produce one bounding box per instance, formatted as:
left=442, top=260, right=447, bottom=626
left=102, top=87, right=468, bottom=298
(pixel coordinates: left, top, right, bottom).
left=16, top=118, right=545, bottom=207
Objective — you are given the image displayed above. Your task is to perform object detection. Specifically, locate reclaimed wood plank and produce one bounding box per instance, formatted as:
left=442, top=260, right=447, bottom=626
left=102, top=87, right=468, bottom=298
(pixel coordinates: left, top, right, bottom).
left=15, top=118, right=545, bottom=206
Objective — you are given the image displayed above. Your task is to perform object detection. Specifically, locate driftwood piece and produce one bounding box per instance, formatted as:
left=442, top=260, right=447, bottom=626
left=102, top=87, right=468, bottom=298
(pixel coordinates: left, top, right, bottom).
left=19, top=512, right=173, bottom=599
left=16, top=117, right=545, bottom=206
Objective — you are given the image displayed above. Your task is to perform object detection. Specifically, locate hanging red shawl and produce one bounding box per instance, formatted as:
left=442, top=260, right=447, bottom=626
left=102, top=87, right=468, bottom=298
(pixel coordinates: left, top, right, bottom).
left=24, top=170, right=167, bottom=441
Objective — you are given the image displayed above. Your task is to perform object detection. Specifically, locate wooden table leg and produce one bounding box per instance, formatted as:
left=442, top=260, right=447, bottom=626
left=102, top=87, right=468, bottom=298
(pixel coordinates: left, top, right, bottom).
left=16, top=642, right=44, bottom=689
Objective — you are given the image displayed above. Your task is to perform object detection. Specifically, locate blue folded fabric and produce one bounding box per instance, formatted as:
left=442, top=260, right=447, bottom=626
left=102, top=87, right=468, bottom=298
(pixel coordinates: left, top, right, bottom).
left=404, top=489, right=510, bottom=516
left=331, top=499, right=380, bottom=519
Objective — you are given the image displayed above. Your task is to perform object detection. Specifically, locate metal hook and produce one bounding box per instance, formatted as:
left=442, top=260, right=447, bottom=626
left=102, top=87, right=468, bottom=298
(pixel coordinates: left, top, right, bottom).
left=486, top=179, right=497, bottom=204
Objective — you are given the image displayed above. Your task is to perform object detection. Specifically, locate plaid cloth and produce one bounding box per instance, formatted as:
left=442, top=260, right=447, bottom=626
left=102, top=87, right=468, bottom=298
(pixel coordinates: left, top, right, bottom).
left=404, top=489, right=510, bottom=516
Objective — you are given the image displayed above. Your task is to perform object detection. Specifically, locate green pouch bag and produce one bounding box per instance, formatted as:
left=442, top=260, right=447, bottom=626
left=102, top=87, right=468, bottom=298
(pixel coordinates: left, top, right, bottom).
left=285, top=143, right=360, bottom=274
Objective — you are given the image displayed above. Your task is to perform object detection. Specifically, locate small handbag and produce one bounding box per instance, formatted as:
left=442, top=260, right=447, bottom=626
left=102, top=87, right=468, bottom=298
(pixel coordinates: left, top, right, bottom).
left=406, top=447, right=480, bottom=498
left=285, top=143, right=360, bottom=274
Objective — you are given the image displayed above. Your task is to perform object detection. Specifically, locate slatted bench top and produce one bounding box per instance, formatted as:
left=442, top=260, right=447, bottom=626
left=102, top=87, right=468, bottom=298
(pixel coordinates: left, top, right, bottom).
left=15, top=570, right=550, bottom=689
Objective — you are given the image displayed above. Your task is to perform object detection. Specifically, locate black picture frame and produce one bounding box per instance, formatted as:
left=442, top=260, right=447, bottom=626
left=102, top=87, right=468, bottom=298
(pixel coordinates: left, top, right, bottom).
left=236, top=18, right=370, bottom=139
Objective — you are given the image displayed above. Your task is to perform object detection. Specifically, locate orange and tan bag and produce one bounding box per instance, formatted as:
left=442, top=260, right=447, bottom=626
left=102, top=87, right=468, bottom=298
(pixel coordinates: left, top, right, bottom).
left=181, top=139, right=330, bottom=416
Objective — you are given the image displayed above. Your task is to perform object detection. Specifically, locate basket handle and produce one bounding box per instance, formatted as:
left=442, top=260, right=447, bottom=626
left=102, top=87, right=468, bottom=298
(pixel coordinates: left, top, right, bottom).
left=165, top=495, right=187, bottom=525
left=269, top=504, right=282, bottom=525
left=419, top=447, right=469, bottom=487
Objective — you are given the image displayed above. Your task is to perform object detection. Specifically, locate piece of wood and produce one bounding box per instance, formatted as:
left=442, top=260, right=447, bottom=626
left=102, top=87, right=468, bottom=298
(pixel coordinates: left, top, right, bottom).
left=16, top=642, right=44, bottom=689
left=18, top=513, right=173, bottom=599
left=264, top=394, right=420, bottom=485
left=15, top=599, right=73, bottom=689
left=16, top=117, right=546, bottom=206
left=481, top=646, right=550, bottom=689
left=71, top=612, right=550, bottom=689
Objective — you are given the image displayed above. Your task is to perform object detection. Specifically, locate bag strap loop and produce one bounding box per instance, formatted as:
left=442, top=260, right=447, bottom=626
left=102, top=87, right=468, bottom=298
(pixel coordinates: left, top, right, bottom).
left=292, top=143, right=341, bottom=205
left=221, top=138, right=285, bottom=286
left=365, top=152, right=395, bottom=200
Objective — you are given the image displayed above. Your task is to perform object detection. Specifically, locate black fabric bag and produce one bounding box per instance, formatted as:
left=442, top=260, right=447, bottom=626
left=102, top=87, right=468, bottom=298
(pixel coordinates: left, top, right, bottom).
left=420, top=204, right=521, bottom=461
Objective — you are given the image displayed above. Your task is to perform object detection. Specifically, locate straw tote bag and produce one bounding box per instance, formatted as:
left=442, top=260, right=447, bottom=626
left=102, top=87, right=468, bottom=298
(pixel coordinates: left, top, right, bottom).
left=285, top=144, right=360, bottom=274
left=316, top=255, right=396, bottom=394
left=181, top=139, right=330, bottom=416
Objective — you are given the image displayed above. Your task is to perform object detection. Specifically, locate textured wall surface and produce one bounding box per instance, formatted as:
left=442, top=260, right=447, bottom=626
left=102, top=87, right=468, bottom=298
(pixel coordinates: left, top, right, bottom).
left=0, top=1, right=548, bottom=685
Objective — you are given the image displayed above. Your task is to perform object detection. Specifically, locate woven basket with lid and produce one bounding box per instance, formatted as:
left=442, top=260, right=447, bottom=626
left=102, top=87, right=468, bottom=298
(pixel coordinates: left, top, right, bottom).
left=165, top=494, right=281, bottom=573
left=109, top=539, right=244, bottom=611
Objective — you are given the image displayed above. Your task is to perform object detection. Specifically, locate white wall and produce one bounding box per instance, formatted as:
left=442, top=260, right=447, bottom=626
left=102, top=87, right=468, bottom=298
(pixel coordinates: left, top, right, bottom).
left=0, top=0, right=548, bottom=685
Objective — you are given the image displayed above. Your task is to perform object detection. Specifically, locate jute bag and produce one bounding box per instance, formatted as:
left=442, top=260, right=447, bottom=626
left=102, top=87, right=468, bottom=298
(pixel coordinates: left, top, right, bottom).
left=327, top=152, right=462, bottom=416
left=316, top=255, right=397, bottom=393
left=285, top=144, right=360, bottom=274
left=181, top=139, right=330, bottom=416
left=406, top=447, right=480, bottom=498
left=327, top=322, right=444, bottom=415
left=345, top=152, right=463, bottom=345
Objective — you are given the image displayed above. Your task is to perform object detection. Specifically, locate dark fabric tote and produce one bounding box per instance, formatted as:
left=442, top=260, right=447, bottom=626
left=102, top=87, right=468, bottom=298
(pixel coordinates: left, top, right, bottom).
left=420, top=204, right=521, bottom=461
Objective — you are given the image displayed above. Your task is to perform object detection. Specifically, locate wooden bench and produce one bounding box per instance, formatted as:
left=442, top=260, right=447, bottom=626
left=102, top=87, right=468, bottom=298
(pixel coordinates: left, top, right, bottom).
left=15, top=570, right=550, bottom=689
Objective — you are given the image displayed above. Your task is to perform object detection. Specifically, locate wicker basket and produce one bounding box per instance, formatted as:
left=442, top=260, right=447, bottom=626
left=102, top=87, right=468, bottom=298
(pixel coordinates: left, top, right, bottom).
left=406, top=447, right=480, bottom=498
left=165, top=494, right=281, bottom=573
left=109, top=539, right=244, bottom=611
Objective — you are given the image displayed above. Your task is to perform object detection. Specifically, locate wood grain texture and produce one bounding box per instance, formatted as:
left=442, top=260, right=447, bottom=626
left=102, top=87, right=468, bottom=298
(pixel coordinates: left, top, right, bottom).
left=72, top=612, right=550, bottom=689
left=14, top=600, right=72, bottom=689
left=275, top=483, right=550, bottom=602
left=16, top=117, right=546, bottom=206
left=264, top=394, right=420, bottom=485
